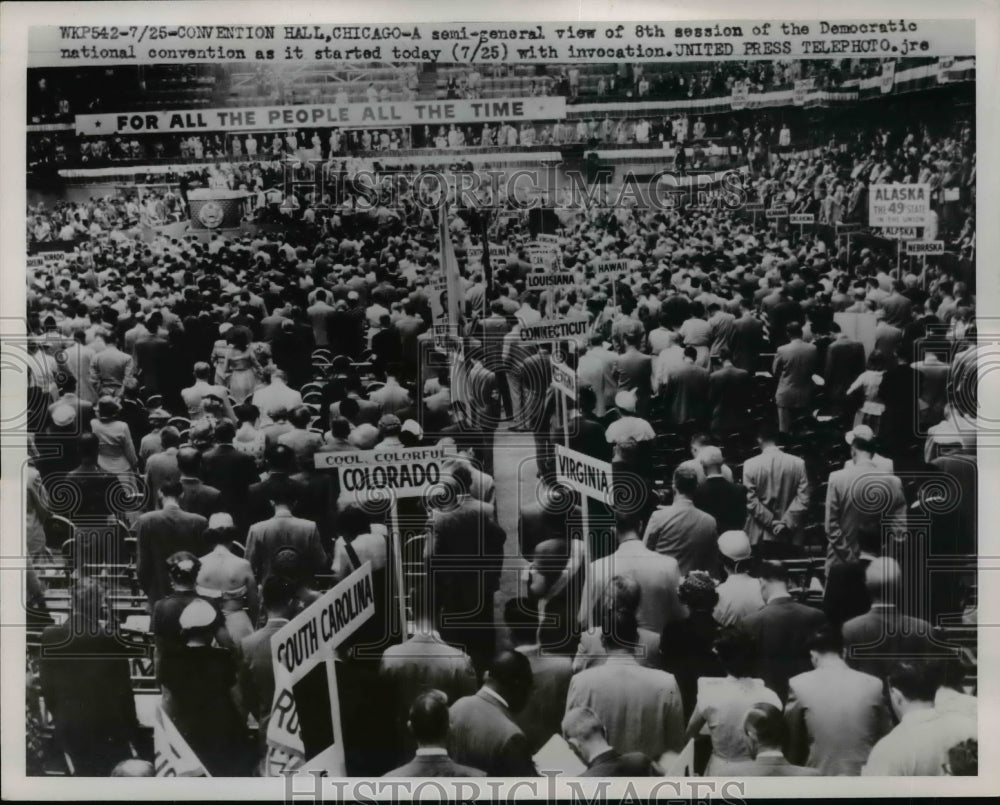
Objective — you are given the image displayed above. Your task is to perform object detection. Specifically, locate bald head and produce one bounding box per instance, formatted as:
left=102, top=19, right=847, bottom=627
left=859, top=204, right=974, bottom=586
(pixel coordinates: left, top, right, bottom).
left=485, top=650, right=533, bottom=713
left=865, top=556, right=902, bottom=600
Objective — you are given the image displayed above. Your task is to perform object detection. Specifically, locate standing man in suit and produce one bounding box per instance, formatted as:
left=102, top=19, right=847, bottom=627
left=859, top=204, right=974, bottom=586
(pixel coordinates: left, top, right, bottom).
left=562, top=707, right=661, bottom=777
left=306, top=288, right=335, bottom=349
left=131, top=314, right=172, bottom=396
left=176, top=446, right=223, bottom=520
left=89, top=334, right=133, bottom=398
left=643, top=466, right=719, bottom=577
left=725, top=704, right=820, bottom=777
left=842, top=558, right=938, bottom=681
left=518, top=471, right=583, bottom=560
left=426, top=462, right=507, bottom=675
left=135, top=480, right=208, bottom=607
left=741, top=425, right=811, bottom=555
left=824, top=324, right=867, bottom=417
left=661, top=346, right=710, bottom=428
left=505, top=598, right=575, bottom=754
left=379, top=595, right=479, bottom=763
left=773, top=322, right=818, bottom=433
left=565, top=609, right=685, bottom=764
left=612, top=326, right=653, bottom=417
left=740, top=561, right=827, bottom=702
left=39, top=580, right=141, bottom=776
left=383, top=690, right=486, bottom=777
left=862, top=660, right=976, bottom=776
left=785, top=626, right=892, bottom=775
left=577, top=332, right=618, bottom=419
left=731, top=297, right=765, bottom=372
left=580, top=511, right=684, bottom=635
left=479, top=300, right=513, bottom=419
left=708, top=347, right=751, bottom=435
left=201, top=419, right=261, bottom=530
left=448, top=651, right=537, bottom=776
left=237, top=576, right=298, bottom=772
left=825, top=429, right=906, bottom=573
left=245, top=484, right=328, bottom=585
left=693, top=446, right=747, bottom=533
left=142, top=426, right=181, bottom=509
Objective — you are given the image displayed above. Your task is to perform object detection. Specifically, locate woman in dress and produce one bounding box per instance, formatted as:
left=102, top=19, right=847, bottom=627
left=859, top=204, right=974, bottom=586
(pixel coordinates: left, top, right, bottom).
left=660, top=571, right=726, bottom=720
left=232, top=403, right=267, bottom=468
left=684, top=628, right=782, bottom=776
left=196, top=514, right=258, bottom=645
left=223, top=328, right=262, bottom=405
left=846, top=349, right=887, bottom=431
left=159, top=598, right=253, bottom=776
left=90, top=396, right=138, bottom=487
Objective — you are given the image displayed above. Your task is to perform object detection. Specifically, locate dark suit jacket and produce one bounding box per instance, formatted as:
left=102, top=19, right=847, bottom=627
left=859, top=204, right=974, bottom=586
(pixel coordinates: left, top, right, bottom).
left=662, top=361, right=710, bottom=426
left=201, top=443, right=260, bottom=522
left=583, top=749, right=660, bottom=777
left=512, top=647, right=574, bottom=754
left=773, top=339, right=818, bottom=408
left=614, top=348, right=653, bottom=407
left=63, top=464, right=121, bottom=519
left=644, top=499, right=719, bottom=577
left=135, top=505, right=208, bottom=605
left=518, top=501, right=583, bottom=559
left=693, top=475, right=748, bottom=533
left=448, top=690, right=537, bottom=776
left=741, top=597, right=828, bottom=702
left=841, top=605, right=937, bottom=680
left=731, top=315, right=765, bottom=372
left=709, top=365, right=751, bottom=433
left=178, top=477, right=223, bottom=520
left=39, top=621, right=140, bottom=775
left=825, top=337, right=866, bottom=405
left=246, top=473, right=310, bottom=528
left=428, top=497, right=507, bottom=617
left=132, top=334, right=172, bottom=393
left=246, top=511, right=328, bottom=583
left=383, top=753, right=486, bottom=777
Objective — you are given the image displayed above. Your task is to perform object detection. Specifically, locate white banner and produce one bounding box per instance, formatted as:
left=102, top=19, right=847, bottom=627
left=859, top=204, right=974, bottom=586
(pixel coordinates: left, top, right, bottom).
left=789, top=213, right=815, bottom=225
left=267, top=563, right=375, bottom=771
left=526, top=272, right=575, bottom=290
left=75, top=96, right=567, bottom=135
left=154, top=706, right=210, bottom=777
left=555, top=444, right=613, bottom=502
left=869, top=183, right=930, bottom=228
left=906, top=240, right=944, bottom=254
left=314, top=444, right=451, bottom=499
left=595, top=258, right=631, bottom=278
left=550, top=356, right=576, bottom=399
left=730, top=82, right=749, bottom=111
left=520, top=315, right=589, bottom=342
left=880, top=60, right=897, bottom=94
left=793, top=78, right=814, bottom=106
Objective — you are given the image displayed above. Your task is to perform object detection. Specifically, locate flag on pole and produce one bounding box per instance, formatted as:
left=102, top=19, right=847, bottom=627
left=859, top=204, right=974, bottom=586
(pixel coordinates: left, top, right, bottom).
left=439, top=203, right=464, bottom=331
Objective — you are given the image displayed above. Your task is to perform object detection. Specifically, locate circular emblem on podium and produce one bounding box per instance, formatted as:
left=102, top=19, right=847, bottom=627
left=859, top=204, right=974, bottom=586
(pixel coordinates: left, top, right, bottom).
left=198, top=200, right=225, bottom=229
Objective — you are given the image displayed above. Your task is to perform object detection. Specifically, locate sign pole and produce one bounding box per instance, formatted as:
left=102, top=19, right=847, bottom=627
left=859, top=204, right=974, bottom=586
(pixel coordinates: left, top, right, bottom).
left=389, top=500, right=408, bottom=638
left=581, top=494, right=591, bottom=629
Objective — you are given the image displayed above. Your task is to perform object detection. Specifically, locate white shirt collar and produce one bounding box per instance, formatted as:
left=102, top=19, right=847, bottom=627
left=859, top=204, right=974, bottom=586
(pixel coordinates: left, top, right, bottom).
left=480, top=686, right=509, bottom=710
left=415, top=747, right=449, bottom=757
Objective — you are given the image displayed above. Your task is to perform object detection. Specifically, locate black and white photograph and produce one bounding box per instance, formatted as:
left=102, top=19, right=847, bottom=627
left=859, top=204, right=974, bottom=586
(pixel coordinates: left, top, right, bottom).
left=1, top=1, right=996, bottom=799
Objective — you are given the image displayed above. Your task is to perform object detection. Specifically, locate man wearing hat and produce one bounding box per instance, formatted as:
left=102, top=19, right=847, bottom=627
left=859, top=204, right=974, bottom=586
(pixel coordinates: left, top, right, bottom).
left=825, top=427, right=906, bottom=573
left=713, top=530, right=764, bottom=628
left=138, top=407, right=171, bottom=470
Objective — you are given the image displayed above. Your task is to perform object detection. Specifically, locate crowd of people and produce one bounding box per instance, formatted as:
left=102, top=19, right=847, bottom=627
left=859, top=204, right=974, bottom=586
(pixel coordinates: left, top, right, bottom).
left=22, top=85, right=978, bottom=781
